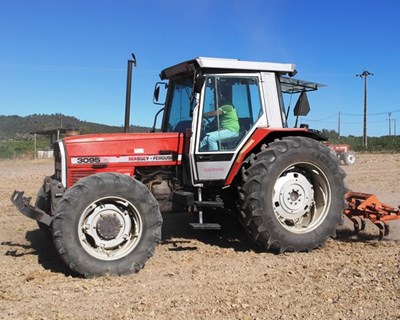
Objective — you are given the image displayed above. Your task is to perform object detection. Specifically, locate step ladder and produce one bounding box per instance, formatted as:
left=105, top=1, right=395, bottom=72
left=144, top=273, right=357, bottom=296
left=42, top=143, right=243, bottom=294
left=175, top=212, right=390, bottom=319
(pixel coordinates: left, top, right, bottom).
left=189, top=188, right=222, bottom=230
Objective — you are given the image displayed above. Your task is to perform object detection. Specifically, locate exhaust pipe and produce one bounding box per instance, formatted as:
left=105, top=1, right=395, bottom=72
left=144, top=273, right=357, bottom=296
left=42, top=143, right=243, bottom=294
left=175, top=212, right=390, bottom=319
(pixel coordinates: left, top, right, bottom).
left=124, top=53, right=137, bottom=133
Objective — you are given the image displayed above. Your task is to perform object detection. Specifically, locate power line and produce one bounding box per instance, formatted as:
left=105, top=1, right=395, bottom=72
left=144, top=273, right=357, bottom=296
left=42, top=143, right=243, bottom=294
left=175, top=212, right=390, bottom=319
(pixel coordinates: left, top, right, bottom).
left=342, top=109, right=400, bottom=116
left=307, top=110, right=400, bottom=122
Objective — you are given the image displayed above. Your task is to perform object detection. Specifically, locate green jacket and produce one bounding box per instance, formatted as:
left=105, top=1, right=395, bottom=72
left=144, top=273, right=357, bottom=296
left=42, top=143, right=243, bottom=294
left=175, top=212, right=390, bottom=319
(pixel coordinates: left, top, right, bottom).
left=219, top=104, right=239, bottom=132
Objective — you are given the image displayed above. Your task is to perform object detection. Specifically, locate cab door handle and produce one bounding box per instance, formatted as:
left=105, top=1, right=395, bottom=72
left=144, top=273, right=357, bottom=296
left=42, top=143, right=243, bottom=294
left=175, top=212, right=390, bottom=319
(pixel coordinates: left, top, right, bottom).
left=198, top=155, right=211, bottom=161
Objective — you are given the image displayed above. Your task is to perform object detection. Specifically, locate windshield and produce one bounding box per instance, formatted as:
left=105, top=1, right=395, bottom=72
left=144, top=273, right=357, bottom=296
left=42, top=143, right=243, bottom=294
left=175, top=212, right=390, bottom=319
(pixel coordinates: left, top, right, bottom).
left=163, top=77, right=193, bottom=133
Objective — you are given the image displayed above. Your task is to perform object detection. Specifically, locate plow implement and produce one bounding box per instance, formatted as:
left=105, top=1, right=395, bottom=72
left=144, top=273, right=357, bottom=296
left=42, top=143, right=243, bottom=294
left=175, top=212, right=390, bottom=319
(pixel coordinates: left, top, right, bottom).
left=344, top=191, right=400, bottom=240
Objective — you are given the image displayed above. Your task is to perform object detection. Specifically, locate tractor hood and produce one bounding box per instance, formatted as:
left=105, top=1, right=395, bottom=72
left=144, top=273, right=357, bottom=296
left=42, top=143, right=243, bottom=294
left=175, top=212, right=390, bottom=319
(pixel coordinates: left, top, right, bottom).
left=63, top=132, right=184, bottom=163
left=60, top=132, right=185, bottom=186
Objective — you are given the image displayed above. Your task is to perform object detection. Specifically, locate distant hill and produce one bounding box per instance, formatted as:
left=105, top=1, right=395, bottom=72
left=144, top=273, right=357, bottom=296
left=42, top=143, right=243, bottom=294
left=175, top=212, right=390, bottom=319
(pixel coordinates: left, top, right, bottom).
left=0, top=114, right=151, bottom=139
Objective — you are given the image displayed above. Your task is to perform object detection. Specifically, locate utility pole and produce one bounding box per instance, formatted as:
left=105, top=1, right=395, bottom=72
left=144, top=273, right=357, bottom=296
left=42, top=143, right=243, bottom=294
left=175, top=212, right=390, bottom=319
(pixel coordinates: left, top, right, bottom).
left=388, top=112, right=392, bottom=135
left=356, top=70, right=373, bottom=147
left=337, top=112, right=341, bottom=138
left=393, top=118, right=397, bottom=136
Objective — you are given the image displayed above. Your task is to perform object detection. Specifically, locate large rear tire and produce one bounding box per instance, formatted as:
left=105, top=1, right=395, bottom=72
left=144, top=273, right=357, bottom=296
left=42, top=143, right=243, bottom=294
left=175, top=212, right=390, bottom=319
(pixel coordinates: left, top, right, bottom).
left=52, top=172, right=162, bottom=278
left=237, top=137, right=347, bottom=253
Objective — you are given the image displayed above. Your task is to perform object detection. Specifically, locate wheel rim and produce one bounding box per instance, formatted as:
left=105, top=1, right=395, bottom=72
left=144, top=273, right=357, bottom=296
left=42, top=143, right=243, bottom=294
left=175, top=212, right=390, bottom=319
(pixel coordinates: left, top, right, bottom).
left=346, top=153, right=356, bottom=164
left=272, top=163, right=331, bottom=234
left=78, top=196, right=143, bottom=260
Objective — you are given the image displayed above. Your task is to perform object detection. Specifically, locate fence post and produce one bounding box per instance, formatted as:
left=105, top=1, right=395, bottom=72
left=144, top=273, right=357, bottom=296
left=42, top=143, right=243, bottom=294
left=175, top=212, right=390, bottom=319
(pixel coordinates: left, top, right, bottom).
left=33, top=133, right=37, bottom=160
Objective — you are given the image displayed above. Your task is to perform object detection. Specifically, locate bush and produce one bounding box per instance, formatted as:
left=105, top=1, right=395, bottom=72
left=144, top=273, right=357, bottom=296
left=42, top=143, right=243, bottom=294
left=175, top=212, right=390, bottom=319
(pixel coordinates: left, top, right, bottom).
left=0, top=139, right=50, bottom=160
left=328, top=136, right=400, bottom=152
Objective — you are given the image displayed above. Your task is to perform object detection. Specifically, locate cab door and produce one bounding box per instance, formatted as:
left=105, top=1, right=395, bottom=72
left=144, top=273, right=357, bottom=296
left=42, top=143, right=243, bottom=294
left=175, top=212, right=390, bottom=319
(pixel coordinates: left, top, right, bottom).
left=191, top=74, right=264, bottom=185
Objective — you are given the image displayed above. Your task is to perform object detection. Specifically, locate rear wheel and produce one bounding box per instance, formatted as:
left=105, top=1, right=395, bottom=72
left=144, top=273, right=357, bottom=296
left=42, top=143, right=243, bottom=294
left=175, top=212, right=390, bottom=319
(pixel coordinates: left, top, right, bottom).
left=237, top=137, right=347, bottom=252
left=52, top=172, right=162, bottom=277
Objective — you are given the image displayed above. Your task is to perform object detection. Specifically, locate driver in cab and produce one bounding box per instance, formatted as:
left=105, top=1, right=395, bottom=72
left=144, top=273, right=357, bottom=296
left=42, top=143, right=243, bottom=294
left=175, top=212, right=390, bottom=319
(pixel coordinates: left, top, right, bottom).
left=200, top=95, right=239, bottom=151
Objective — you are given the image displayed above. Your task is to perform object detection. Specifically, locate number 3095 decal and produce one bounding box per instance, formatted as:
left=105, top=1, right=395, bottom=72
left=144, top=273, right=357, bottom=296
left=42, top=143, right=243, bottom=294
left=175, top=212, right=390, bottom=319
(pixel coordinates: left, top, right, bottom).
left=72, top=157, right=101, bottom=164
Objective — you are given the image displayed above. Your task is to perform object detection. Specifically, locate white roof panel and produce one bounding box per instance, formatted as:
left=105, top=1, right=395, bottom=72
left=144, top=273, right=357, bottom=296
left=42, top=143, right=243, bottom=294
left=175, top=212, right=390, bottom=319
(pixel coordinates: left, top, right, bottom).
left=195, top=57, right=295, bottom=73
left=160, top=57, right=296, bottom=79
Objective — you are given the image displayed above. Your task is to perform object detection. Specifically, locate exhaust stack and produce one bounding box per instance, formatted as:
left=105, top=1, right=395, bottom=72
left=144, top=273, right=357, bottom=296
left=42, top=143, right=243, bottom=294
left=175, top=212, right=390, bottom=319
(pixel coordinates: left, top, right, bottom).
left=124, top=53, right=137, bottom=133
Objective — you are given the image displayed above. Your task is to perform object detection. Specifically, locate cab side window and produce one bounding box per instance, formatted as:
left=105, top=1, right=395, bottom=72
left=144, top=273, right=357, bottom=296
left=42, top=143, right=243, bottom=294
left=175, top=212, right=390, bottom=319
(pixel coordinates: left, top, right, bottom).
left=199, top=76, right=263, bottom=151
left=164, top=78, right=193, bottom=133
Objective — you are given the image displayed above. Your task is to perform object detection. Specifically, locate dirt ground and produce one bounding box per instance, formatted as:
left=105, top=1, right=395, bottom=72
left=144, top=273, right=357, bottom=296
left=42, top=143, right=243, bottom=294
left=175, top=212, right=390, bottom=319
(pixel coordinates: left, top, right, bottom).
left=0, top=154, right=399, bottom=319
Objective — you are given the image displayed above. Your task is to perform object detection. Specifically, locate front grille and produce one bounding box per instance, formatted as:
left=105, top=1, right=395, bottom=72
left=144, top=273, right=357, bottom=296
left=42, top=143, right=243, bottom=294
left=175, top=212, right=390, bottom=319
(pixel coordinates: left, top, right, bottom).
left=71, top=170, right=96, bottom=185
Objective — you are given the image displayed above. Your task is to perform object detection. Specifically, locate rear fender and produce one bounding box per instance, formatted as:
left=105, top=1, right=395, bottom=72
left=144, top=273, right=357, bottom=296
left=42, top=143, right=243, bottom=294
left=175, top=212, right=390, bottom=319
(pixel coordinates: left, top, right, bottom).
left=225, top=128, right=326, bottom=185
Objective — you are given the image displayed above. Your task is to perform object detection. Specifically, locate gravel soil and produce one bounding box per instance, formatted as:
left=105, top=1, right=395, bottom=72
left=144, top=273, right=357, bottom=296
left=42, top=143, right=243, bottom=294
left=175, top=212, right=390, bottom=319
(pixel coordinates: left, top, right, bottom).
left=0, top=153, right=399, bottom=319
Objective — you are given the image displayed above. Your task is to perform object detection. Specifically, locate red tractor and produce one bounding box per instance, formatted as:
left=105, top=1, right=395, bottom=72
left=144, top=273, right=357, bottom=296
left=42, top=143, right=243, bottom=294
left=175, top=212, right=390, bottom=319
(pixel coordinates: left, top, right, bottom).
left=326, top=143, right=357, bottom=165
left=12, top=56, right=347, bottom=277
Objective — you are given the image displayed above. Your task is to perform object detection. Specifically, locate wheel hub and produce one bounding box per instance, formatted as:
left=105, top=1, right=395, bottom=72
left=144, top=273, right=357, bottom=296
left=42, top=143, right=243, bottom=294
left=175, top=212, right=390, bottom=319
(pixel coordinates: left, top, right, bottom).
left=84, top=203, right=133, bottom=250
left=97, top=213, right=123, bottom=240
left=273, top=172, right=314, bottom=220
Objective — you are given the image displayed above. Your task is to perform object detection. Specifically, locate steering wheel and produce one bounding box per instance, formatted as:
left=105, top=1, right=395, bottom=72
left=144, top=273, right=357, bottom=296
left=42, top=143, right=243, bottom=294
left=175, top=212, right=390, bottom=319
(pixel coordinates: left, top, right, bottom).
left=200, top=118, right=214, bottom=139
left=202, top=118, right=212, bottom=127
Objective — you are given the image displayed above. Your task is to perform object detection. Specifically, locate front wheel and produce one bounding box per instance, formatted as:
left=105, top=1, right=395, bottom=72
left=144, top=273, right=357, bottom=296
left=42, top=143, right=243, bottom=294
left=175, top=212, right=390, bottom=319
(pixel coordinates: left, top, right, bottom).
left=237, top=137, right=347, bottom=253
left=52, top=173, right=162, bottom=277
left=343, top=151, right=356, bottom=165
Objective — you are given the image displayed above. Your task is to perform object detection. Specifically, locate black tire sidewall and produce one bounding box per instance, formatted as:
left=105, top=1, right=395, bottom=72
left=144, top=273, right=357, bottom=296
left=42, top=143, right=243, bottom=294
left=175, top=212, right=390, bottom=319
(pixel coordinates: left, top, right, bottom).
left=52, top=172, right=162, bottom=277
left=35, top=186, right=52, bottom=238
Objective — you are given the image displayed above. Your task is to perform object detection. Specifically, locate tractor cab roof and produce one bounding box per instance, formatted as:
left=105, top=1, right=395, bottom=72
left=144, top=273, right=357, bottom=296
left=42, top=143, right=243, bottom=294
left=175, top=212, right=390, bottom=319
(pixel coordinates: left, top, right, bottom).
left=160, top=57, right=297, bottom=80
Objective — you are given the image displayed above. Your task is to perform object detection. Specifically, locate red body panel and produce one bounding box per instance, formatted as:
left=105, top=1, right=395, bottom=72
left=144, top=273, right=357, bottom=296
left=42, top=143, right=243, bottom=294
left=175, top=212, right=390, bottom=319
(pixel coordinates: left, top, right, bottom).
left=325, top=143, right=350, bottom=154
left=63, top=132, right=184, bottom=187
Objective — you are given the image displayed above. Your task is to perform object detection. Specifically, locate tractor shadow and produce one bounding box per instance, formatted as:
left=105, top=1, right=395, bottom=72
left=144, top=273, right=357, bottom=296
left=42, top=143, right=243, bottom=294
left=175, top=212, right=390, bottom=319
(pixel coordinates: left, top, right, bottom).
left=22, top=230, right=77, bottom=277
left=162, top=211, right=400, bottom=251
left=3, top=211, right=259, bottom=277
left=6, top=212, right=395, bottom=277
left=2, top=229, right=78, bottom=277
left=161, top=210, right=262, bottom=253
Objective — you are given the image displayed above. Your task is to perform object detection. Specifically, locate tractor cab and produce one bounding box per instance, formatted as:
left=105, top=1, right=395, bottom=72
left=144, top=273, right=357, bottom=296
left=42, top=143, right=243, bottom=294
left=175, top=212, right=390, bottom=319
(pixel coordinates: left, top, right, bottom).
left=155, top=57, right=324, bottom=187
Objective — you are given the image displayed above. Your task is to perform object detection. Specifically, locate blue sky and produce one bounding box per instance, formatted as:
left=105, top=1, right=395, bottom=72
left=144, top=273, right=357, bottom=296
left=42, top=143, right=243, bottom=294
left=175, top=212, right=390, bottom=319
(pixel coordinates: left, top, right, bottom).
left=1, top=0, right=400, bottom=137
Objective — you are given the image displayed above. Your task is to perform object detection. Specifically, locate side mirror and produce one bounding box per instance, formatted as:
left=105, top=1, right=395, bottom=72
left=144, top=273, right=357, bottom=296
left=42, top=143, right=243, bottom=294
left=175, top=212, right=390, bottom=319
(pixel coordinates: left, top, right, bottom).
left=293, top=91, right=310, bottom=117
left=153, top=82, right=168, bottom=105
